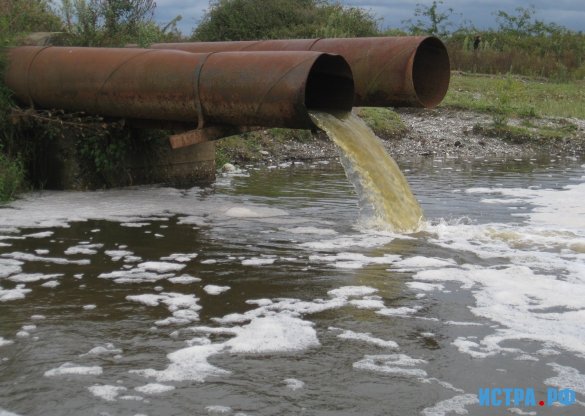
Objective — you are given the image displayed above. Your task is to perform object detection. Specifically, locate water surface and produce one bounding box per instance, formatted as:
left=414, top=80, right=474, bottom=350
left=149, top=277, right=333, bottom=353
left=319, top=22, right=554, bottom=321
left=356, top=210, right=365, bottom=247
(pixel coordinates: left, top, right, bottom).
left=1, top=155, right=584, bottom=416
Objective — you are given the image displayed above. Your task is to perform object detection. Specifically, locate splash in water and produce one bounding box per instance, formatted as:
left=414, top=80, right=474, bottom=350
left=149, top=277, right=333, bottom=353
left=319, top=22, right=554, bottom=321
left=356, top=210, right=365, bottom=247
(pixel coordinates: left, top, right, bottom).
left=310, top=110, right=423, bottom=232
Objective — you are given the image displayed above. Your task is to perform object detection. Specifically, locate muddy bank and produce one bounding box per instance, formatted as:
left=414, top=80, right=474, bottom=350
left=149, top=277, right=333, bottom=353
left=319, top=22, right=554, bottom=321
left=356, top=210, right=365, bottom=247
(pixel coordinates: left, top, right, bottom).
left=225, top=108, right=585, bottom=168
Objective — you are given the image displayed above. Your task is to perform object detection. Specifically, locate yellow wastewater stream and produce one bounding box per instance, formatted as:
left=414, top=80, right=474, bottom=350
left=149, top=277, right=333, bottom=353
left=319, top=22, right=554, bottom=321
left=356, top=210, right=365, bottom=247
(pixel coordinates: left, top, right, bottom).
left=309, top=110, right=423, bottom=232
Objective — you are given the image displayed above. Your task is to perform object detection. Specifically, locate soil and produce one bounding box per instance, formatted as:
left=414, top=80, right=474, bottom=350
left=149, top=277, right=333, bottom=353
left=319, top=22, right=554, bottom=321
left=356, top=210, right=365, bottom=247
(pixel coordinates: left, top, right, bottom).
left=234, top=108, right=585, bottom=168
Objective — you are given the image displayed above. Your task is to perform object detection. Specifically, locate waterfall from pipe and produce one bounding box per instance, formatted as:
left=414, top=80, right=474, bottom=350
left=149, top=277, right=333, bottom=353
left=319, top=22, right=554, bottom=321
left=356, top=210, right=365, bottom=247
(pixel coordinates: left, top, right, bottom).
left=309, top=110, right=423, bottom=232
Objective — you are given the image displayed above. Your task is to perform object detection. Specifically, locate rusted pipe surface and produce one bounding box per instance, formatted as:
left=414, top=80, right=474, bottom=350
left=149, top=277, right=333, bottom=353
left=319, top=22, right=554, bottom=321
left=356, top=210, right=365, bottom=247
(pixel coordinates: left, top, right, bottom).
left=151, top=37, right=450, bottom=108
left=4, top=47, right=354, bottom=129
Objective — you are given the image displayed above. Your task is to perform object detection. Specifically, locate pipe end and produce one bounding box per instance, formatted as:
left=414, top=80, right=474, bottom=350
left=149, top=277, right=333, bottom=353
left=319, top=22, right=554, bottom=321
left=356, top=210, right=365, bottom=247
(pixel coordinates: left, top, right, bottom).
left=412, top=37, right=451, bottom=108
left=305, top=53, right=354, bottom=113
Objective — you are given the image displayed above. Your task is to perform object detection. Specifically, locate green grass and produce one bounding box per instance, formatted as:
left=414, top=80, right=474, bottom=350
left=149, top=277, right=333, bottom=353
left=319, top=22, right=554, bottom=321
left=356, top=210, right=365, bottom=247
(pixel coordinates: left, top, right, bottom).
left=443, top=72, right=585, bottom=119
left=354, top=107, right=408, bottom=139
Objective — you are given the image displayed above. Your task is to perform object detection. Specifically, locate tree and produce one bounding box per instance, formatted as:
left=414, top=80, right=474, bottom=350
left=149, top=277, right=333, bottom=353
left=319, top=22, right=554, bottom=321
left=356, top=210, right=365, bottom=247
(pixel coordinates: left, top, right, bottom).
left=402, top=0, right=455, bottom=38
left=495, top=5, right=560, bottom=36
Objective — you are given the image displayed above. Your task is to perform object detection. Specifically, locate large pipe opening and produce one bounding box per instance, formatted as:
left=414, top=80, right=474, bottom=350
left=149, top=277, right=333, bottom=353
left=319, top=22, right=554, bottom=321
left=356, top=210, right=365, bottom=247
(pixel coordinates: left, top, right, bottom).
left=305, top=54, right=354, bottom=112
left=412, top=37, right=451, bottom=108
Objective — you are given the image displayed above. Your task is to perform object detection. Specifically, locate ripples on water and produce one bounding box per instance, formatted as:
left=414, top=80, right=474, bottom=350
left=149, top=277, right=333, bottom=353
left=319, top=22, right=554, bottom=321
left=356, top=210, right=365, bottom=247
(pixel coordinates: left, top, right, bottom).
left=0, top=156, right=584, bottom=416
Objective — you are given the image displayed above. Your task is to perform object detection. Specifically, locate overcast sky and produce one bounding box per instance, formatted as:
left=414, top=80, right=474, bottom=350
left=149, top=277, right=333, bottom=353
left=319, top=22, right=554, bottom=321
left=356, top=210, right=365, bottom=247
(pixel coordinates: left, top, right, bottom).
left=154, top=0, right=585, bottom=36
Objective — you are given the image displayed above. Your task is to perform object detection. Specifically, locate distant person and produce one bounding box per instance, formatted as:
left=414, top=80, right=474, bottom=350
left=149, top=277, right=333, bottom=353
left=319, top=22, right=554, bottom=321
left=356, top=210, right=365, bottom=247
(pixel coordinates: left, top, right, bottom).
left=473, top=35, right=481, bottom=51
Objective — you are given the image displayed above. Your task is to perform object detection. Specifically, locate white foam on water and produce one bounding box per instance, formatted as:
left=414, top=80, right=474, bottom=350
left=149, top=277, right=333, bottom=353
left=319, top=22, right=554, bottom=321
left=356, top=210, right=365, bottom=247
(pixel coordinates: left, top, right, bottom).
left=376, top=306, right=421, bottom=317
left=99, top=268, right=174, bottom=284
left=136, top=293, right=350, bottom=383
left=391, top=177, right=585, bottom=360
left=0, top=337, right=13, bottom=347
left=134, top=383, right=175, bottom=395
left=126, top=292, right=202, bottom=325
left=332, top=328, right=398, bottom=349
left=0, top=409, right=22, bottom=416
left=0, top=285, right=31, bottom=302
left=224, top=315, right=319, bottom=353
left=21, top=325, right=36, bottom=332
left=168, top=275, right=201, bottom=284
left=348, top=298, right=386, bottom=310
left=83, top=304, right=97, bottom=310
left=44, top=362, right=103, bottom=377
left=283, top=227, right=337, bottom=235
left=205, top=405, right=232, bottom=415
left=41, top=280, right=60, bottom=288
left=420, top=394, right=479, bottom=416
left=241, top=258, right=275, bottom=266
left=161, top=253, right=199, bottom=263
left=121, top=222, right=150, bottom=228
left=81, top=343, right=123, bottom=357
left=201, top=259, right=217, bottom=265
left=444, top=321, right=483, bottom=326
left=1, top=252, right=89, bottom=265
left=131, top=343, right=229, bottom=382
left=177, top=216, right=208, bottom=226
left=24, top=231, right=54, bottom=239
left=203, top=285, right=231, bottom=295
left=8, top=273, right=63, bottom=283
left=224, top=206, right=287, bottom=218
left=245, top=299, right=272, bottom=307
left=309, top=252, right=399, bottom=269
left=393, top=256, right=457, bottom=270
left=300, top=234, right=396, bottom=250
left=468, top=181, right=585, bottom=228
left=353, top=354, right=428, bottom=378
left=0, top=187, right=211, bottom=230
left=0, top=258, right=22, bottom=277
left=64, top=244, right=103, bottom=256
left=119, top=395, right=144, bottom=401
left=138, top=261, right=186, bottom=273
left=283, top=378, right=305, bottom=390
left=545, top=363, right=585, bottom=395
left=35, top=249, right=49, bottom=255
left=15, top=331, right=29, bottom=338
left=88, top=385, right=127, bottom=401
left=328, top=286, right=378, bottom=298
left=415, top=263, right=585, bottom=356
left=105, top=250, right=134, bottom=261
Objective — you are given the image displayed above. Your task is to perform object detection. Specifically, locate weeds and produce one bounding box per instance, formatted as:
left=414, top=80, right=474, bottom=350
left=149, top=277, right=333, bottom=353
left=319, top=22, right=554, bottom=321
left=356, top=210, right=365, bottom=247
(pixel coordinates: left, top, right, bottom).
left=0, top=150, right=24, bottom=202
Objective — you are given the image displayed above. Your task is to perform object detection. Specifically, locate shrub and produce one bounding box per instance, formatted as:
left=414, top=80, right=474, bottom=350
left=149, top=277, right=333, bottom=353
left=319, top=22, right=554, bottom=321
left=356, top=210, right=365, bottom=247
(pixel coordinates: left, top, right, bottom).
left=193, top=0, right=379, bottom=41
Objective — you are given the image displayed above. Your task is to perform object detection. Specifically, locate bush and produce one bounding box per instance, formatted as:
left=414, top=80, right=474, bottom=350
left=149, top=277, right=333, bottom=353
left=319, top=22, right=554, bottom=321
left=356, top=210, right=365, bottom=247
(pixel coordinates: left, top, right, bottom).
left=58, top=0, right=181, bottom=46
left=193, top=0, right=379, bottom=41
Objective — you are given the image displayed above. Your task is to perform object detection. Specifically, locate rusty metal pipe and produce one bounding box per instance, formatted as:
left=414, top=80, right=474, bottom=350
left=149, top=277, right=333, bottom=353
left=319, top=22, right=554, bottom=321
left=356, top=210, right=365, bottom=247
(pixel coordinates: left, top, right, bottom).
left=151, top=36, right=450, bottom=108
left=4, top=46, right=354, bottom=129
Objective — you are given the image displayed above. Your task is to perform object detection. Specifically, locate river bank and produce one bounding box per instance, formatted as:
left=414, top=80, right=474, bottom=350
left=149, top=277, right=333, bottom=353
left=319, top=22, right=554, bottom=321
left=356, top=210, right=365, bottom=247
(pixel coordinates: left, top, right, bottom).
left=218, top=107, right=585, bottom=170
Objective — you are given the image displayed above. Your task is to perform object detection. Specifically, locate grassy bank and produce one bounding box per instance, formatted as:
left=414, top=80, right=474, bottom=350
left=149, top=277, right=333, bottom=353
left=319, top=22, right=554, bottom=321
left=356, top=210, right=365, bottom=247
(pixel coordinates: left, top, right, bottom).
left=442, top=72, right=585, bottom=144
left=443, top=72, right=585, bottom=119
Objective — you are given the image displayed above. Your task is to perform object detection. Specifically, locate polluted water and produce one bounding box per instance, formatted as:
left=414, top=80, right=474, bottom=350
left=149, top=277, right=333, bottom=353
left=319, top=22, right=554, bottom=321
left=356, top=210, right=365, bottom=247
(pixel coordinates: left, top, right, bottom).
left=310, top=110, right=423, bottom=232
left=1, top=119, right=585, bottom=414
